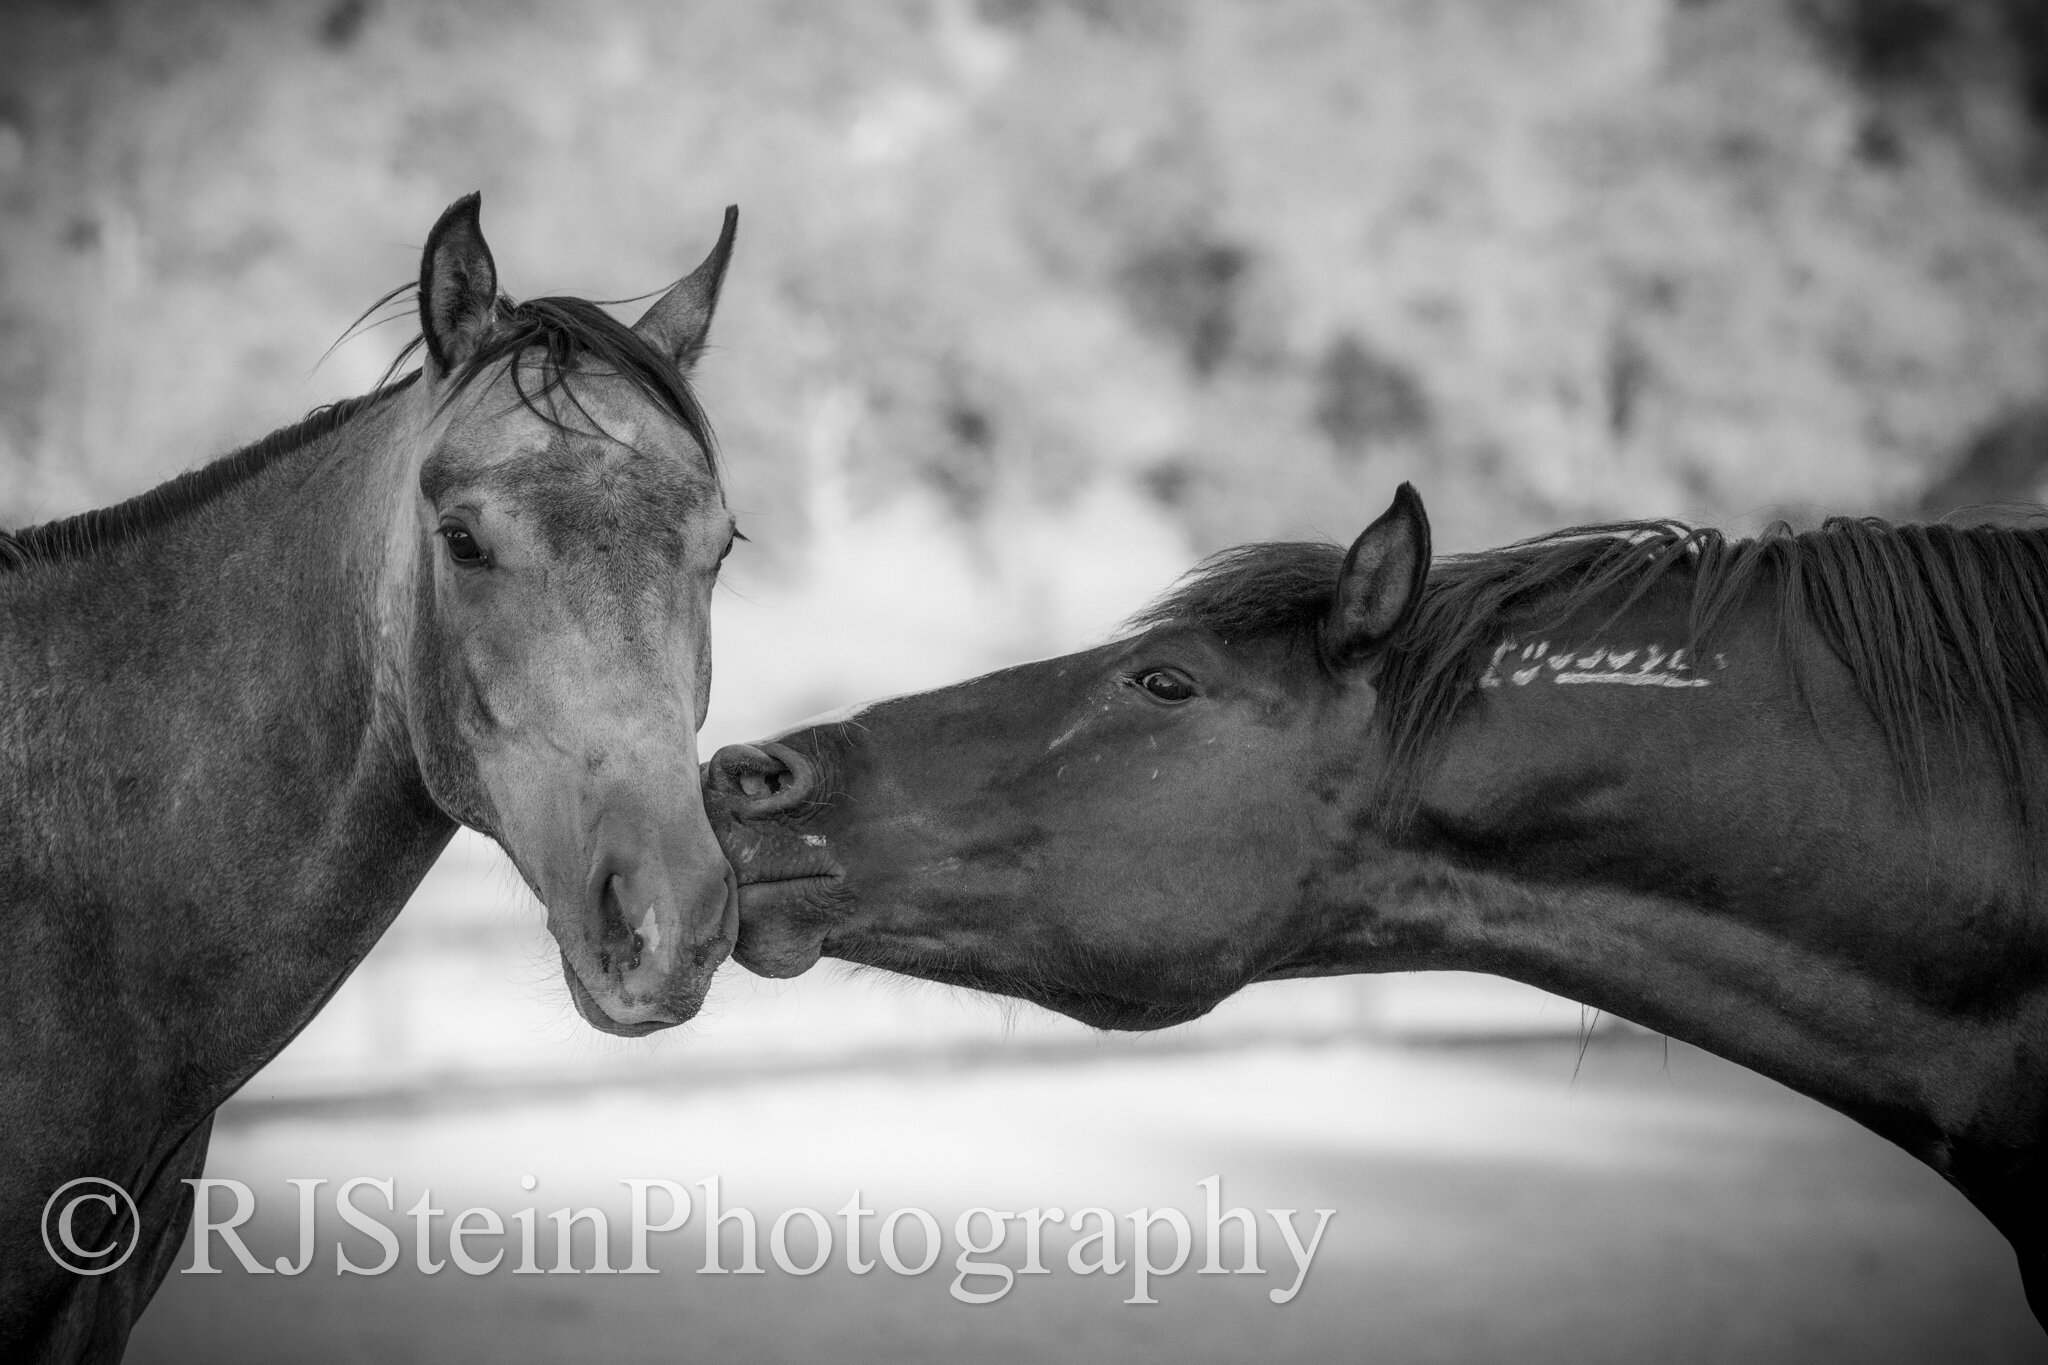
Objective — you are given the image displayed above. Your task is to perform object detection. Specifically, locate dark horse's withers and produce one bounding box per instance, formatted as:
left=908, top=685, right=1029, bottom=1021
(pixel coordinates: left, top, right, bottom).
left=1, top=196, right=741, bottom=1360
left=711, top=485, right=2048, bottom=1329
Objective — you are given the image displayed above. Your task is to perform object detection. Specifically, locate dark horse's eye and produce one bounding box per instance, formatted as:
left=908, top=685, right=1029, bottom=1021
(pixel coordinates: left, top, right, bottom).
left=1136, top=669, right=1196, bottom=703
left=440, top=525, right=485, bottom=565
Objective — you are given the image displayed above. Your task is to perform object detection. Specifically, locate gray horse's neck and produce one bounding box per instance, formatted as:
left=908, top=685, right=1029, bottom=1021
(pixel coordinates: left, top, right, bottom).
left=0, top=393, right=455, bottom=1125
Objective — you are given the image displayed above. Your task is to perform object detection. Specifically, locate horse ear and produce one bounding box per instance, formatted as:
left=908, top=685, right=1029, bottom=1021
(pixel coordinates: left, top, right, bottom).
left=633, top=205, right=738, bottom=369
left=418, top=192, right=499, bottom=377
left=1323, top=483, right=1431, bottom=667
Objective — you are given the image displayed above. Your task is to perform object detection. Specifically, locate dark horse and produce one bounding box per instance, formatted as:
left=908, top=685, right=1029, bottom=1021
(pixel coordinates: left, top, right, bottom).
left=1, top=194, right=741, bottom=1360
left=711, top=484, right=2048, bottom=1328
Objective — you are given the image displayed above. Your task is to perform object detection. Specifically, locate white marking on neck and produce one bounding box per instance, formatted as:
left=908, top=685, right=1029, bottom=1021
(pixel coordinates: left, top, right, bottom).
left=1480, top=637, right=1720, bottom=691
left=1555, top=671, right=1708, bottom=688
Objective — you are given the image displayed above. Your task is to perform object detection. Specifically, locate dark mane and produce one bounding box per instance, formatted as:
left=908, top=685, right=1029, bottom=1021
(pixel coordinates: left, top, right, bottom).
left=1133, top=517, right=2048, bottom=818
left=1, top=287, right=715, bottom=574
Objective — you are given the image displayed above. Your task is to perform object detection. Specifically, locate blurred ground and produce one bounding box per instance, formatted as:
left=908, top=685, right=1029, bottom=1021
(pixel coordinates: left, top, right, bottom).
left=130, top=1035, right=2042, bottom=1365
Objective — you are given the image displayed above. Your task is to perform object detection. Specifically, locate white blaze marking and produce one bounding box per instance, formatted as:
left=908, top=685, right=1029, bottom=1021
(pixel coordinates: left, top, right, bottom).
left=635, top=906, right=662, bottom=959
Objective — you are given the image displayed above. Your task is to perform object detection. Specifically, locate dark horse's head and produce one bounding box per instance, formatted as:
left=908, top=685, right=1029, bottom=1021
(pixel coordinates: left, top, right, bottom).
left=706, top=486, right=1432, bottom=1030
left=395, top=195, right=740, bottom=1035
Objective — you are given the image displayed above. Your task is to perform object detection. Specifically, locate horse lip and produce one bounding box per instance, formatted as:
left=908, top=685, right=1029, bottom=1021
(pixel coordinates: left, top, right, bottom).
left=725, top=836, right=841, bottom=888
left=729, top=864, right=842, bottom=979
left=732, top=872, right=844, bottom=931
left=734, top=868, right=840, bottom=890
left=558, top=951, right=688, bottom=1036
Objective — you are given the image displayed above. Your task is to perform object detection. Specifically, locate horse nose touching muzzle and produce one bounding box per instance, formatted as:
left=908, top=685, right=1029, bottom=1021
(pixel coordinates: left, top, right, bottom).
left=535, top=790, right=740, bottom=1038
left=703, top=740, right=844, bottom=979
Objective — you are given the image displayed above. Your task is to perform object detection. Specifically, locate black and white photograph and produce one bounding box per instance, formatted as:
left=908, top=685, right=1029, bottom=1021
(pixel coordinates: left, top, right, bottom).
left=3, top=0, right=2046, bottom=1360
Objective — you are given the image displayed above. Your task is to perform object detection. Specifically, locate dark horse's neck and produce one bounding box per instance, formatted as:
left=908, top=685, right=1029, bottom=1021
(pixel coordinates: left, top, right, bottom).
left=1305, top=563, right=2048, bottom=1304
left=0, top=390, right=454, bottom=1128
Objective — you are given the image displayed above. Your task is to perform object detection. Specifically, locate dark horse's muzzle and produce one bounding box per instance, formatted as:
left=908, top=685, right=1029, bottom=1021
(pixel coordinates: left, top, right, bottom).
left=705, top=740, right=840, bottom=978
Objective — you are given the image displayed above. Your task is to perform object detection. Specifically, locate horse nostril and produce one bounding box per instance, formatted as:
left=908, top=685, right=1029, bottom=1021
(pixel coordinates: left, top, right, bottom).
left=629, top=931, right=645, bottom=970
left=712, top=742, right=816, bottom=814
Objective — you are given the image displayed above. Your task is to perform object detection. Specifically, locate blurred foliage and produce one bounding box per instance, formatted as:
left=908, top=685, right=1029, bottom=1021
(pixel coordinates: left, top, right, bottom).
left=7, top=0, right=2048, bottom=561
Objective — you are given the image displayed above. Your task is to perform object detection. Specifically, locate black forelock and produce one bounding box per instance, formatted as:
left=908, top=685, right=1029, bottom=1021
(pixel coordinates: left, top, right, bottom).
left=1126, top=541, right=1347, bottom=644
left=437, top=292, right=719, bottom=477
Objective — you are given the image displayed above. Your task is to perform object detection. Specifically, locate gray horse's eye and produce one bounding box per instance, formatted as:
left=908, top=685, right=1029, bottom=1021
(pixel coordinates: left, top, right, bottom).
left=439, top=524, right=486, bottom=565
left=1136, top=669, right=1195, bottom=703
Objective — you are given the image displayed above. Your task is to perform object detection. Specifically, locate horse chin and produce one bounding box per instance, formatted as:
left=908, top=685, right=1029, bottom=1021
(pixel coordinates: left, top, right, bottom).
left=731, top=871, right=843, bottom=978
left=559, top=954, right=685, bottom=1037
left=732, top=892, right=829, bottom=978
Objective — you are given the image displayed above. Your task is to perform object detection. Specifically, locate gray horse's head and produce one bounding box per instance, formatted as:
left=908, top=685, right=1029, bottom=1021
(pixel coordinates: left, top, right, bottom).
left=394, top=195, right=741, bottom=1034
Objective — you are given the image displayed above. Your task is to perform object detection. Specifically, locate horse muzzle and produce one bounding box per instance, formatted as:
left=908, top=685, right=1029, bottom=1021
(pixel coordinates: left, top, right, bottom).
left=542, top=822, right=739, bottom=1032
left=703, top=740, right=845, bottom=978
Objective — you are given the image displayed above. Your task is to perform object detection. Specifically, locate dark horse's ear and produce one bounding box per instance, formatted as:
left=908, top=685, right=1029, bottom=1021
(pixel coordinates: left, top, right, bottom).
left=632, top=205, right=738, bottom=369
left=418, top=192, right=499, bottom=377
left=1323, top=483, right=1431, bottom=668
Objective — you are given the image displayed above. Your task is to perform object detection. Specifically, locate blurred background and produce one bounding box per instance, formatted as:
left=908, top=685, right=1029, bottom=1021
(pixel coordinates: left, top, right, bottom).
left=5, top=0, right=2046, bottom=1359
